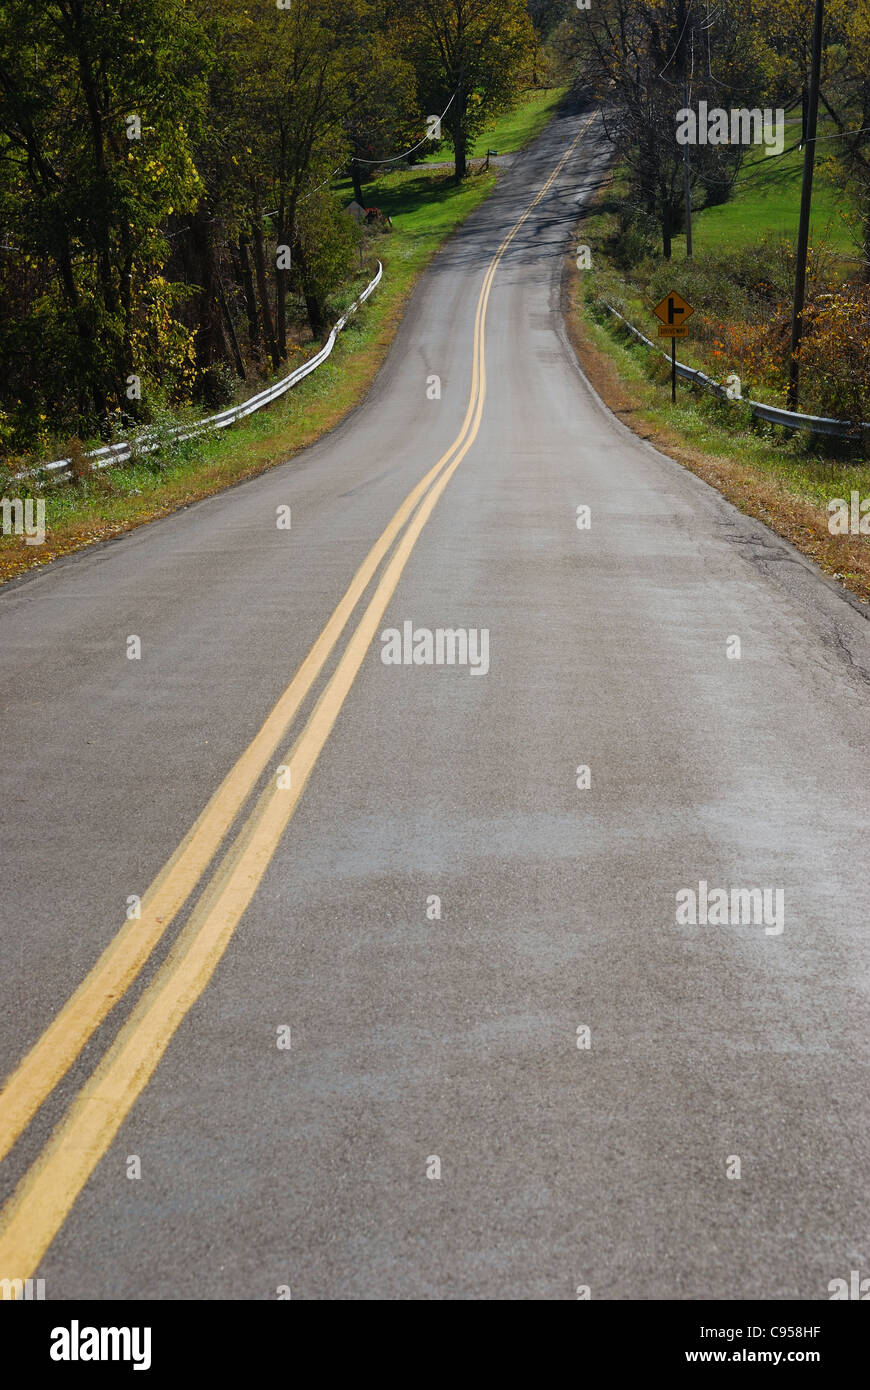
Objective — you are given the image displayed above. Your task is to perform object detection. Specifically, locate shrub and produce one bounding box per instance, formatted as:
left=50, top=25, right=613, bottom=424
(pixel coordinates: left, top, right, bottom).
left=796, top=288, right=870, bottom=421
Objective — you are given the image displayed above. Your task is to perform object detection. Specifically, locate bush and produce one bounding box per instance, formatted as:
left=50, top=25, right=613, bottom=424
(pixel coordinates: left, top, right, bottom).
left=613, top=208, right=658, bottom=270
left=198, top=361, right=238, bottom=409
left=647, top=240, right=792, bottom=327
left=797, top=288, right=870, bottom=421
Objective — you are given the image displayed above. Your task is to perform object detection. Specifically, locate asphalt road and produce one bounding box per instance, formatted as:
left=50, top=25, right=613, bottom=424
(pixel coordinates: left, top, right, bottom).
left=1, top=97, right=869, bottom=1302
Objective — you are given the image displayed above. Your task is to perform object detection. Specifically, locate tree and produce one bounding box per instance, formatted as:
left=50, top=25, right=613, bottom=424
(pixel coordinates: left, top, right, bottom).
left=567, top=0, right=763, bottom=258
left=392, top=0, right=536, bottom=181
left=819, top=0, right=870, bottom=279
left=209, top=0, right=375, bottom=359
left=342, top=22, right=419, bottom=206
left=0, top=0, right=207, bottom=433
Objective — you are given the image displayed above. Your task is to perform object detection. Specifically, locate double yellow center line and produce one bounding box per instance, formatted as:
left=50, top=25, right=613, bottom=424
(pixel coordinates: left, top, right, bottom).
left=0, top=112, right=595, bottom=1284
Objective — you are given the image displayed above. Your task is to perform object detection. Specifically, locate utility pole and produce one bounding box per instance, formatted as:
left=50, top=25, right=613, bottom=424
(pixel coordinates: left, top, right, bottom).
left=787, top=0, right=825, bottom=411
left=683, top=75, right=693, bottom=259
left=677, top=0, right=693, bottom=258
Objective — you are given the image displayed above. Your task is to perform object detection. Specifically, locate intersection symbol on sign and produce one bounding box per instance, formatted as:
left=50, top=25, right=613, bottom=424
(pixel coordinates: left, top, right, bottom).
left=653, top=290, right=694, bottom=329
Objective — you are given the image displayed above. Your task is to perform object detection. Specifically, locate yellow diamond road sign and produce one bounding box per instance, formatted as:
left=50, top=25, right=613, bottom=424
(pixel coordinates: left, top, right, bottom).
left=653, top=290, right=694, bottom=329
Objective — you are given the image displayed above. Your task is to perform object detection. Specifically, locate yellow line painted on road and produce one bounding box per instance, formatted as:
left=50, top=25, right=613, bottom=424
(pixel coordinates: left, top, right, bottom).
left=0, top=113, right=596, bottom=1284
left=0, top=258, right=485, bottom=1168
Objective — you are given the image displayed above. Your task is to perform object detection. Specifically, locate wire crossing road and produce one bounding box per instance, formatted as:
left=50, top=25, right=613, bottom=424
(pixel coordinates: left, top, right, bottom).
left=1, top=98, right=869, bottom=1301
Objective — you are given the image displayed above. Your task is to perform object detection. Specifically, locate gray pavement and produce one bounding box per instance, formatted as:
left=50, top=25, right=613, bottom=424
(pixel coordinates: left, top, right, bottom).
left=1, top=96, right=868, bottom=1301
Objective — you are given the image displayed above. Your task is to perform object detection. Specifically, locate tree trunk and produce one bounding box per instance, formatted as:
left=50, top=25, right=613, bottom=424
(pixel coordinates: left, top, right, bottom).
left=252, top=222, right=279, bottom=369
left=294, top=242, right=326, bottom=340
left=184, top=211, right=229, bottom=377
left=119, top=238, right=136, bottom=412
left=52, top=238, right=106, bottom=422
left=276, top=264, right=287, bottom=363
left=216, top=277, right=246, bottom=379
left=453, top=84, right=468, bottom=183
left=275, top=203, right=287, bottom=365
left=662, top=201, right=672, bottom=260
left=65, top=15, right=116, bottom=424
left=238, top=236, right=261, bottom=360
left=70, top=34, right=118, bottom=323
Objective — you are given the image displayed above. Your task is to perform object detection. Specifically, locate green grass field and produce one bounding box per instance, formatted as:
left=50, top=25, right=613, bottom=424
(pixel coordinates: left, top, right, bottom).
left=420, top=86, right=568, bottom=164
left=671, top=115, right=856, bottom=261
left=335, top=166, right=492, bottom=248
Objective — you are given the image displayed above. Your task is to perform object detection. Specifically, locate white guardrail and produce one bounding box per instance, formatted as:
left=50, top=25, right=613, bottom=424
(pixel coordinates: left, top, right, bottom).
left=15, top=261, right=383, bottom=484
left=601, top=301, right=870, bottom=440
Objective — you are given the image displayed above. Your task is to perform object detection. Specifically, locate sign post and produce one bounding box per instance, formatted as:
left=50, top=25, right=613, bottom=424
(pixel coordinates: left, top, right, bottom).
left=652, top=291, right=694, bottom=403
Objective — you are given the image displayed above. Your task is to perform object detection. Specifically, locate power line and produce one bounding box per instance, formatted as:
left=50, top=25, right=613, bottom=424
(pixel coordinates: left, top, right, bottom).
left=349, top=90, right=458, bottom=165
left=170, top=89, right=462, bottom=239
left=810, top=124, right=870, bottom=143
left=268, top=87, right=460, bottom=213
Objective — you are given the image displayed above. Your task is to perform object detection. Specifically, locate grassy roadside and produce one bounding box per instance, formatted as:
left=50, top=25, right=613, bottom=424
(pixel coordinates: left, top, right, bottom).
left=670, top=115, right=856, bottom=261
left=0, top=166, right=496, bottom=587
left=581, top=123, right=868, bottom=416
left=420, top=86, right=568, bottom=164
left=564, top=260, right=870, bottom=606
left=560, top=124, right=870, bottom=608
